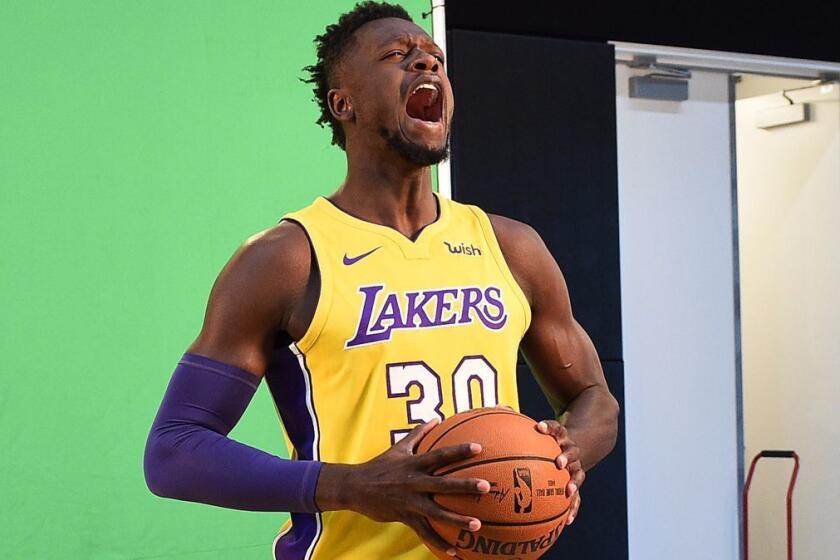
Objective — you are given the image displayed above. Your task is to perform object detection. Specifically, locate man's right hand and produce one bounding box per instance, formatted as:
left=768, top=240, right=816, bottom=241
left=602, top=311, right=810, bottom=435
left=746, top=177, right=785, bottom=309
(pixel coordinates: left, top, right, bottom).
left=314, top=419, right=490, bottom=556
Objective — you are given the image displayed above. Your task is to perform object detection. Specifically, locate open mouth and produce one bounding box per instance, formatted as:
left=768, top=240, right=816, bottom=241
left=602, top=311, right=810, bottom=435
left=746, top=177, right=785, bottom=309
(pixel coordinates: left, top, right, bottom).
left=405, top=83, right=443, bottom=123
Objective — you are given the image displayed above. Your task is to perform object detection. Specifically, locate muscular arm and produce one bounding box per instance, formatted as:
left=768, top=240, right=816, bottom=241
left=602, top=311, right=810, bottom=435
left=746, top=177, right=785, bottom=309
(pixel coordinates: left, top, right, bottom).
left=489, top=214, right=620, bottom=472
left=143, top=221, right=322, bottom=511
left=144, top=221, right=488, bottom=551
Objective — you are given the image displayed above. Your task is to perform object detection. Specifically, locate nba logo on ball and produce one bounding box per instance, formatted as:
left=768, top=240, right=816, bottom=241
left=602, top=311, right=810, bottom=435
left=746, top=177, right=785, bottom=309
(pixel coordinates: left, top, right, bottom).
left=513, top=467, right=533, bottom=513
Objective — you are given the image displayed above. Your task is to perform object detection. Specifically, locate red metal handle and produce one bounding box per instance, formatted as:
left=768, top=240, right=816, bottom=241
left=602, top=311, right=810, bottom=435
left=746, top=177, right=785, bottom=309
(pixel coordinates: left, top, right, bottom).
left=743, top=450, right=800, bottom=560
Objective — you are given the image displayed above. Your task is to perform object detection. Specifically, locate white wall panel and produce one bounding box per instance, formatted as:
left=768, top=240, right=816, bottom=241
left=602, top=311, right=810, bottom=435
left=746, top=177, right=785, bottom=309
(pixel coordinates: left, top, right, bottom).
left=737, top=82, right=840, bottom=560
left=616, top=65, right=741, bottom=560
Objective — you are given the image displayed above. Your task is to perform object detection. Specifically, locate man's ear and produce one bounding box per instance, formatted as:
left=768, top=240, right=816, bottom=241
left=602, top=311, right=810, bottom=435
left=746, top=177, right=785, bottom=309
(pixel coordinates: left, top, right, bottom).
left=327, top=89, right=354, bottom=122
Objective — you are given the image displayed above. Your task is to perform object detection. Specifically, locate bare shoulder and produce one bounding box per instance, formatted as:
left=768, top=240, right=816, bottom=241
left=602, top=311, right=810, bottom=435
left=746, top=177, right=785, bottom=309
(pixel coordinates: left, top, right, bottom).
left=486, top=213, right=551, bottom=305
left=205, top=220, right=313, bottom=313
left=187, top=220, right=313, bottom=375
left=230, top=220, right=312, bottom=287
left=486, top=213, right=544, bottom=254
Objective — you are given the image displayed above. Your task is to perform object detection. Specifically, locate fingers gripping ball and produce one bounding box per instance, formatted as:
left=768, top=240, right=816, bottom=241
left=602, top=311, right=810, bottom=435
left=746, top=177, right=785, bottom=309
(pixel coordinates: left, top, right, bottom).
left=416, top=409, right=572, bottom=560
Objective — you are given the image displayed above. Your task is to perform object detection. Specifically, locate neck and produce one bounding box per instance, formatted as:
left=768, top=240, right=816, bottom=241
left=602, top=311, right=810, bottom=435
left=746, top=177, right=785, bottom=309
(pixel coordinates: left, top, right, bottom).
left=329, top=148, right=438, bottom=239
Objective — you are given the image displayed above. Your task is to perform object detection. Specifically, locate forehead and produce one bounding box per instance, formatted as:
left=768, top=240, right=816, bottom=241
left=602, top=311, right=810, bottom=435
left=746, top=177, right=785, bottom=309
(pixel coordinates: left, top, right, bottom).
left=352, top=17, right=436, bottom=50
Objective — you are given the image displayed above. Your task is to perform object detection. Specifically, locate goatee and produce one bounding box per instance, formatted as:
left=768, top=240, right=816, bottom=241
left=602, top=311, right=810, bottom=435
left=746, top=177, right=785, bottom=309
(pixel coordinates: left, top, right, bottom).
left=379, top=126, right=451, bottom=167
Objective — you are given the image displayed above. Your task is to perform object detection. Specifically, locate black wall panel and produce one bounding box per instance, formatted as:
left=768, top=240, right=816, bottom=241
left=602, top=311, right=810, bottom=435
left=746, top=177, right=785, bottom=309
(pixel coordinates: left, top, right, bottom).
left=448, top=30, right=622, bottom=361
left=447, top=29, right=627, bottom=559
left=446, top=0, right=840, bottom=65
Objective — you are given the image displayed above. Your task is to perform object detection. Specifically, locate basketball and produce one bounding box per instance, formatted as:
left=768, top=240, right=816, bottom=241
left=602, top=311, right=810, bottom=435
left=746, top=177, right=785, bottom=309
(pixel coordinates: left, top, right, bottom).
left=416, top=408, right=572, bottom=560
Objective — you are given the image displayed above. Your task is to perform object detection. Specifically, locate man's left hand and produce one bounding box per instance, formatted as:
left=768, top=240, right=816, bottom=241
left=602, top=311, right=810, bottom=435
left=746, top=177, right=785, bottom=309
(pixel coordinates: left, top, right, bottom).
left=537, top=420, right=584, bottom=525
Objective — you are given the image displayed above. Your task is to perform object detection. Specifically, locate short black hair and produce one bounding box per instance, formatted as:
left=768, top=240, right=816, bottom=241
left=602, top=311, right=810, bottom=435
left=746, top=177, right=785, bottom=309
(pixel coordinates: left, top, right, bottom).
left=301, top=1, right=413, bottom=151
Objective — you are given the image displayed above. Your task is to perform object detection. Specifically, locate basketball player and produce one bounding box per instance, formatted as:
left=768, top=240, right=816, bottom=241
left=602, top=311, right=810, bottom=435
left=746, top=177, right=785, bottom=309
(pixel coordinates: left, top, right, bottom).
left=143, top=2, right=619, bottom=558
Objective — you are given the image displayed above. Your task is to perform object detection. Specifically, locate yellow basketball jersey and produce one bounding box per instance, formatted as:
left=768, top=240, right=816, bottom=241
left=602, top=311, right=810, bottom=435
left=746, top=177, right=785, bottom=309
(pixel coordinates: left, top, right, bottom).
left=265, top=191, right=531, bottom=560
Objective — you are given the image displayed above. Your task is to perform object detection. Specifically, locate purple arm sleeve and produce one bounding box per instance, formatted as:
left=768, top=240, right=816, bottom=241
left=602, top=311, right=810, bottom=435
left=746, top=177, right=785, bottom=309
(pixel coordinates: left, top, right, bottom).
left=143, top=352, right=323, bottom=513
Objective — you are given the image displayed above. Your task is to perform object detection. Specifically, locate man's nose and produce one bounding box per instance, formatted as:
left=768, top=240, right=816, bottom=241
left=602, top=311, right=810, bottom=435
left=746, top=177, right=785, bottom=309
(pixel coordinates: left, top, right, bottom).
left=410, top=51, right=440, bottom=73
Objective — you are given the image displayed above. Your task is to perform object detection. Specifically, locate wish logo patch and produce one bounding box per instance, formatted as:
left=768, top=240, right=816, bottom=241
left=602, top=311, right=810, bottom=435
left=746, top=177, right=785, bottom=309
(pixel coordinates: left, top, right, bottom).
left=444, top=241, right=482, bottom=256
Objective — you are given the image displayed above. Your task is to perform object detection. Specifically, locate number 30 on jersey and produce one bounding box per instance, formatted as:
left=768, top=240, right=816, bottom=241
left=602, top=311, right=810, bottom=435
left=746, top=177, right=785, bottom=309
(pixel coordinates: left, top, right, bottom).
left=386, top=355, right=499, bottom=444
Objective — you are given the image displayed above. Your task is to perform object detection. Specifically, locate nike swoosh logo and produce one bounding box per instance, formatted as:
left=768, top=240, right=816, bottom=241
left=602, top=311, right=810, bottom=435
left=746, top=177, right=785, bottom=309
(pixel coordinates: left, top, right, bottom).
left=343, top=246, right=382, bottom=265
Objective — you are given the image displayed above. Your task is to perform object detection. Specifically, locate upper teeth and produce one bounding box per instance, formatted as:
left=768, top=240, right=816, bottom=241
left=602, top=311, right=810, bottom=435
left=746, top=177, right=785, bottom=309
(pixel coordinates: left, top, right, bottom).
left=412, top=83, right=438, bottom=96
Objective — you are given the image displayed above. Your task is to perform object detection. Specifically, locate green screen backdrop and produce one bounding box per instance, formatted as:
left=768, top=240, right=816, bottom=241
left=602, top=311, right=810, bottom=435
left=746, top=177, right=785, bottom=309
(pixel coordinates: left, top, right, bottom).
left=0, top=1, right=435, bottom=558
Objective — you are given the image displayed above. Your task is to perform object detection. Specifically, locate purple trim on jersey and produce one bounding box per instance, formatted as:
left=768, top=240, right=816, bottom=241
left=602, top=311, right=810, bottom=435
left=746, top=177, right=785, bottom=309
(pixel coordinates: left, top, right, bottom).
left=264, top=343, right=322, bottom=560
left=265, top=344, right=317, bottom=460
left=274, top=512, right=318, bottom=560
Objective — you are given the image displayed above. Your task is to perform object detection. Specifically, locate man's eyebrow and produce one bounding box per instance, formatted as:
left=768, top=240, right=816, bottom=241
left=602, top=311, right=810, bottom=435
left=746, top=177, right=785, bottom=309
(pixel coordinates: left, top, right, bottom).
left=377, top=34, right=409, bottom=49
left=376, top=33, right=440, bottom=51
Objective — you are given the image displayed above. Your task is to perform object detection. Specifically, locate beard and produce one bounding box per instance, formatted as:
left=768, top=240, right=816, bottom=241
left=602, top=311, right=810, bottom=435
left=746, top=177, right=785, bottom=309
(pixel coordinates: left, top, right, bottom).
left=379, top=125, right=451, bottom=167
